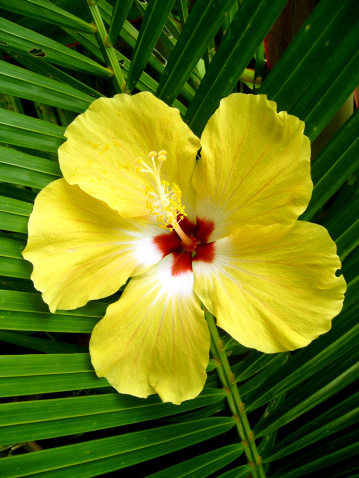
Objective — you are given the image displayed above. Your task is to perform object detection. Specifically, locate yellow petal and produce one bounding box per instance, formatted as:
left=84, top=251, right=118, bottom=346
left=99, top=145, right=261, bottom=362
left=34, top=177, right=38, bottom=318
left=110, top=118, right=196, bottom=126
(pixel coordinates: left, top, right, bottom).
left=59, top=92, right=200, bottom=220
left=90, top=255, right=210, bottom=404
left=193, top=94, right=312, bottom=240
left=193, top=222, right=346, bottom=353
left=23, top=179, right=164, bottom=312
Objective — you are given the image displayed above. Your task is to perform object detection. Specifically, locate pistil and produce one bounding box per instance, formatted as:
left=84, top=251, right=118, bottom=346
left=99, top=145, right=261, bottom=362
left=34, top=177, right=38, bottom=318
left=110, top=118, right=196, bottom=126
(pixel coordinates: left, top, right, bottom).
left=173, top=223, right=197, bottom=250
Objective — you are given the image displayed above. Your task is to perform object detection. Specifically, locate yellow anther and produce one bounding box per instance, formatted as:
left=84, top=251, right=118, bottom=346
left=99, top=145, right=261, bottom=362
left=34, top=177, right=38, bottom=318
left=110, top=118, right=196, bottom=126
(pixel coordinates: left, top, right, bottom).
left=133, top=150, right=195, bottom=244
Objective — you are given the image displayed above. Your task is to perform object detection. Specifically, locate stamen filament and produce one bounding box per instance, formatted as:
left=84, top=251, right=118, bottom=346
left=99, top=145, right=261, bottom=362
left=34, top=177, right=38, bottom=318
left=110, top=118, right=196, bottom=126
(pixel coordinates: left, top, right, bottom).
left=135, top=150, right=195, bottom=248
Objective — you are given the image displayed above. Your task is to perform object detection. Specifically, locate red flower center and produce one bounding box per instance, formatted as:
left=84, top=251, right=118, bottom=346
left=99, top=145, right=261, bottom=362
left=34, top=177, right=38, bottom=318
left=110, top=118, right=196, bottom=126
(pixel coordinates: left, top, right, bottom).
left=154, top=217, right=215, bottom=276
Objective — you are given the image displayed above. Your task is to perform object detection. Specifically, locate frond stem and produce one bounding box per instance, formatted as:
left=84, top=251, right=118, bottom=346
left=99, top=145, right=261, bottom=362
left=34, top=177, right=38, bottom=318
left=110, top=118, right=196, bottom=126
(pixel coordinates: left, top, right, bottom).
left=205, top=310, right=266, bottom=478
left=84, top=0, right=126, bottom=93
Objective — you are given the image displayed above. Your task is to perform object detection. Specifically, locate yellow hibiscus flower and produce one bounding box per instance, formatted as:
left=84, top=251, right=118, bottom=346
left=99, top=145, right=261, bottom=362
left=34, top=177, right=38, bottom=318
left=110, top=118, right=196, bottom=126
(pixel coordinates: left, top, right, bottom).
left=22, top=92, right=346, bottom=405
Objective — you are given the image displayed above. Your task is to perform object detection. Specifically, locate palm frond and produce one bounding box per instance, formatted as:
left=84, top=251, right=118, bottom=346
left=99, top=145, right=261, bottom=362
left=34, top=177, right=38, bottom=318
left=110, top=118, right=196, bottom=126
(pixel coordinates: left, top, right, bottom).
left=0, top=0, right=358, bottom=476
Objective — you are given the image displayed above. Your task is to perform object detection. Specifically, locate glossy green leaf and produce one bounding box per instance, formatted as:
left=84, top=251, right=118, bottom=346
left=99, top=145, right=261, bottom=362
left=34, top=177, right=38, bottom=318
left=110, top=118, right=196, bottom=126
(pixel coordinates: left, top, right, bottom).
left=0, top=257, right=32, bottom=280
left=125, top=0, right=176, bottom=93
left=0, top=196, right=32, bottom=233
left=0, top=310, right=98, bottom=333
left=320, top=174, right=359, bottom=229
left=98, top=0, right=195, bottom=102
left=107, top=0, right=134, bottom=47
left=0, top=60, right=93, bottom=113
left=0, top=388, right=226, bottom=443
left=176, top=0, right=188, bottom=26
left=233, top=351, right=288, bottom=383
left=0, top=196, right=32, bottom=217
left=10, top=52, right=104, bottom=100
left=0, top=353, right=93, bottom=376
left=0, top=0, right=96, bottom=33
left=0, top=0, right=358, bottom=475
left=0, top=146, right=61, bottom=188
left=270, top=428, right=359, bottom=478
left=0, top=236, right=24, bottom=259
left=237, top=354, right=289, bottom=400
left=135, top=0, right=178, bottom=53
left=298, top=50, right=359, bottom=143
left=161, top=400, right=227, bottom=423
left=0, top=184, right=36, bottom=205
left=340, top=248, right=359, bottom=307
left=156, top=0, right=235, bottom=105
left=0, top=290, right=107, bottom=316
left=0, top=371, right=109, bottom=398
left=253, top=347, right=359, bottom=436
left=262, top=392, right=359, bottom=462
left=256, top=395, right=286, bottom=475
left=82, top=0, right=125, bottom=94
left=147, top=444, right=244, bottom=478
left=184, top=0, right=288, bottom=135
left=0, top=278, right=34, bottom=294
left=260, top=0, right=359, bottom=142
left=0, top=108, right=65, bottom=152
left=64, top=25, right=187, bottom=114
left=0, top=418, right=235, bottom=477
left=217, top=465, right=254, bottom=478
left=301, top=107, right=359, bottom=221
left=0, top=330, right=87, bottom=354
left=0, top=17, right=111, bottom=77
left=0, top=387, right=225, bottom=427
left=260, top=0, right=352, bottom=107
left=0, top=147, right=62, bottom=180
left=324, top=194, right=359, bottom=261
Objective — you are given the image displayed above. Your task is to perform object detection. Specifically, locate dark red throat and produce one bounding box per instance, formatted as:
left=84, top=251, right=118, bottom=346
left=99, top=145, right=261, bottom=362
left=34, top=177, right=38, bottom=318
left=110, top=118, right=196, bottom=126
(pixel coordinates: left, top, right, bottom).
left=154, top=217, right=215, bottom=276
